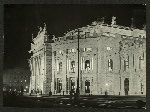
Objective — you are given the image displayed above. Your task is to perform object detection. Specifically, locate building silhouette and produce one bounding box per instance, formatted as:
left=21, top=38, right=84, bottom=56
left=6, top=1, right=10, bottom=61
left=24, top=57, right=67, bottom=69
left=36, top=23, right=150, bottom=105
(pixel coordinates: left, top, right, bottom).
left=3, top=67, right=30, bottom=93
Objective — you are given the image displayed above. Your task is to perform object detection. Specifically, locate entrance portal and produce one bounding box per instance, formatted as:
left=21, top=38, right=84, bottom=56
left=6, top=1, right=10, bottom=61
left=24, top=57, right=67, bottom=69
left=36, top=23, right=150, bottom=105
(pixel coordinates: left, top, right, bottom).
left=71, top=79, right=75, bottom=92
left=85, top=80, right=90, bottom=93
left=57, top=79, right=62, bottom=93
left=124, top=78, right=129, bottom=95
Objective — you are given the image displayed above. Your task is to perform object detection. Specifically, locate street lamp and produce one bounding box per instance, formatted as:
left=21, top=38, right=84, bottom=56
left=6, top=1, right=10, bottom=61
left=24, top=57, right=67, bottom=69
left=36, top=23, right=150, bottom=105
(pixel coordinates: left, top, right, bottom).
left=74, top=28, right=82, bottom=105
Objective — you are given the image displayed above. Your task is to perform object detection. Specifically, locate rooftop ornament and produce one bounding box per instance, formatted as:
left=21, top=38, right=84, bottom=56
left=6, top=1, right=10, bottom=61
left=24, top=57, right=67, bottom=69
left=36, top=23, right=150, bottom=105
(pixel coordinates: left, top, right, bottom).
left=52, top=35, right=57, bottom=42
left=111, top=16, right=116, bottom=26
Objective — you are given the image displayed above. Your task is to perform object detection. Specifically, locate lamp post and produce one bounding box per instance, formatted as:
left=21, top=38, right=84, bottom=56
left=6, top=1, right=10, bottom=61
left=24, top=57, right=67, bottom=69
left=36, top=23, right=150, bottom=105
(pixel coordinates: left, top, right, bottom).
left=74, top=28, right=82, bottom=104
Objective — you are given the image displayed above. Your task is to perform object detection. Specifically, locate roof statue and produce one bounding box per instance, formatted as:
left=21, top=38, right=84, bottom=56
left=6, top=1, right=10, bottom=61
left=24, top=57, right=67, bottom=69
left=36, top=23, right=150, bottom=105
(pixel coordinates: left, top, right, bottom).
left=32, top=34, right=33, bottom=40
left=43, top=23, right=47, bottom=34
left=111, top=16, right=116, bottom=26
left=38, top=26, right=43, bottom=35
left=131, top=18, right=134, bottom=28
left=52, top=35, right=57, bottom=42
left=143, top=24, right=146, bottom=30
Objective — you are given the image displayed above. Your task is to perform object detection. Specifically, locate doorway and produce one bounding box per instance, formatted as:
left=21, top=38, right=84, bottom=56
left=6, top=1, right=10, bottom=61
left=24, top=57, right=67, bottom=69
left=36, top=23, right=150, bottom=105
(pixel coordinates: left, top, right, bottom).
left=124, top=78, right=129, bottom=95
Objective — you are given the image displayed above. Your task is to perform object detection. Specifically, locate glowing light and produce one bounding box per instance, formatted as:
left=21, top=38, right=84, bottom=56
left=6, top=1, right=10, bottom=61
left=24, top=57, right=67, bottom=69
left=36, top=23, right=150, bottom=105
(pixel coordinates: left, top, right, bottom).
left=105, top=83, right=108, bottom=86
left=25, top=80, right=26, bottom=82
left=26, top=86, right=28, bottom=88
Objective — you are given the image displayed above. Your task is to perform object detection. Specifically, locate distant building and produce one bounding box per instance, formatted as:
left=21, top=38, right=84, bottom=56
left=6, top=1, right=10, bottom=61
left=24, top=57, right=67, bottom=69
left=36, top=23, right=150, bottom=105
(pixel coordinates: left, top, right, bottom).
left=3, top=67, right=30, bottom=93
left=29, top=18, right=146, bottom=95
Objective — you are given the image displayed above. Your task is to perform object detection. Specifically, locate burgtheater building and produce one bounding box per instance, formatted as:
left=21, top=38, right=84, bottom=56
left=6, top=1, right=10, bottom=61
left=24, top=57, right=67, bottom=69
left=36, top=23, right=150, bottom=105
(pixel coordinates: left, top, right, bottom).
left=28, top=18, right=146, bottom=95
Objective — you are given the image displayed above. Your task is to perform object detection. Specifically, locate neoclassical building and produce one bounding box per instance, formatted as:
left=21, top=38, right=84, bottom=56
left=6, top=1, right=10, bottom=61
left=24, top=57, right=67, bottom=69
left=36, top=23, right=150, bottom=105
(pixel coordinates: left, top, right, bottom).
left=29, top=19, right=146, bottom=95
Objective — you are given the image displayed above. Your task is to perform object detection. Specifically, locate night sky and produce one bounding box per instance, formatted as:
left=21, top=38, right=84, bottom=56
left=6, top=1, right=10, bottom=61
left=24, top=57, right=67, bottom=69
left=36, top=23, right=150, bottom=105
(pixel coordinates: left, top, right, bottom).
left=4, top=4, right=146, bottom=70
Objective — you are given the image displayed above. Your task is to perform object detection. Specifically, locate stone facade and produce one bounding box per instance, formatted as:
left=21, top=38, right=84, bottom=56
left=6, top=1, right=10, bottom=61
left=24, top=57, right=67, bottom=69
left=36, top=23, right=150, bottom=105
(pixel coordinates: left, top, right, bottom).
left=29, top=21, right=146, bottom=96
left=28, top=24, right=52, bottom=94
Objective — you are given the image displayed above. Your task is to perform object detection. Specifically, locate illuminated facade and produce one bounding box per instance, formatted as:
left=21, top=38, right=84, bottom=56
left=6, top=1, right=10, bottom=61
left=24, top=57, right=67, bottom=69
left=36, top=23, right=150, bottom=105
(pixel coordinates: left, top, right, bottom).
left=28, top=24, right=52, bottom=94
left=29, top=19, right=146, bottom=95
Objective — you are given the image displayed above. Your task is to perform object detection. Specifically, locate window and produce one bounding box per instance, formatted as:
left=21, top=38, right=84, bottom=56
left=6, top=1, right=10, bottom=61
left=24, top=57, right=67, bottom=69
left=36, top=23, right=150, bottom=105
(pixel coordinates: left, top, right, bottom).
left=71, top=61, right=75, bottom=73
left=110, top=33, right=115, bottom=37
left=83, top=48, right=92, bottom=52
left=66, top=49, right=68, bottom=54
left=53, top=51, right=56, bottom=56
left=107, top=47, right=112, bottom=50
left=85, top=60, right=90, bottom=71
left=122, top=35, right=127, bottom=39
left=68, top=49, right=76, bottom=53
left=58, top=50, right=62, bottom=55
left=108, top=59, right=113, bottom=71
left=85, top=32, right=90, bottom=38
left=139, top=53, right=144, bottom=69
left=59, top=62, right=62, bottom=72
left=72, top=49, right=76, bottom=53
left=124, top=56, right=129, bottom=71
left=103, top=32, right=109, bottom=37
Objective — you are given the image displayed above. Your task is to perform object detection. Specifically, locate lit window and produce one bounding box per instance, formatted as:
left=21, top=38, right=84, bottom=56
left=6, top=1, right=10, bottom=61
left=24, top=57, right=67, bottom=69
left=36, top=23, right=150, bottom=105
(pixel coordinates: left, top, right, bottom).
left=85, top=60, right=90, bottom=71
left=69, top=49, right=76, bottom=53
left=110, top=33, right=115, bottom=37
left=71, top=61, right=75, bottom=73
left=58, top=50, right=62, bottom=55
left=107, top=47, right=112, bottom=50
left=108, top=59, right=113, bottom=71
left=103, top=32, right=109, bottom=36
left=72, top=49, right=76, bottom=53
left=83, top=48, right=92, bottom=52
left=122, top=35, right=127, bottom=39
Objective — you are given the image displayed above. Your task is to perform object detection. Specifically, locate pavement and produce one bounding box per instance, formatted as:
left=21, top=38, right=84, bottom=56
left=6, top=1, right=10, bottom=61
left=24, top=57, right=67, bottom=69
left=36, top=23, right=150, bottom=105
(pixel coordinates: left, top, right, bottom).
left=3, top=93, right=146, bottom=109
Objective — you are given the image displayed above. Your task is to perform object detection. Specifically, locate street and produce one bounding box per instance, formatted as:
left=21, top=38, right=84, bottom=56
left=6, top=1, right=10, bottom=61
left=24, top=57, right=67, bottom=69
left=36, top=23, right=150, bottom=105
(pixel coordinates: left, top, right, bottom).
left=3, top=93, right=146, bottom=109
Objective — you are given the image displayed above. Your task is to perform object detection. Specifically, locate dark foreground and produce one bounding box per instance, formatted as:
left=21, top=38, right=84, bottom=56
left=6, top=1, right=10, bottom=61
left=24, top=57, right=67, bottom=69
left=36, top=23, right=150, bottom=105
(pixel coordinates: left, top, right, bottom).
left=3, top=93, right=146, bottom=109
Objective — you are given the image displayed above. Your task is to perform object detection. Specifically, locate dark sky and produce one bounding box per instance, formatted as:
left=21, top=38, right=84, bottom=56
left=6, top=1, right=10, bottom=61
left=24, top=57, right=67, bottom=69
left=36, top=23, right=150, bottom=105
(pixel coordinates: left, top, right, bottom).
left=4, top=4, right=146, bottom=70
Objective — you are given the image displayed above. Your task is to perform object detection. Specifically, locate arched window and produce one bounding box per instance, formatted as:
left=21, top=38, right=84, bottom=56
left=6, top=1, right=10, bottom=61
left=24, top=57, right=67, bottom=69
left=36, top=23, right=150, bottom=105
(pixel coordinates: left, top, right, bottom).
left=71, top=61, right=75, bottom=73
left=59, top=62, right=62, bottom=72
left=108, top=59, right=113, bottom=71
left=85, top=60, right=90, bottom=71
